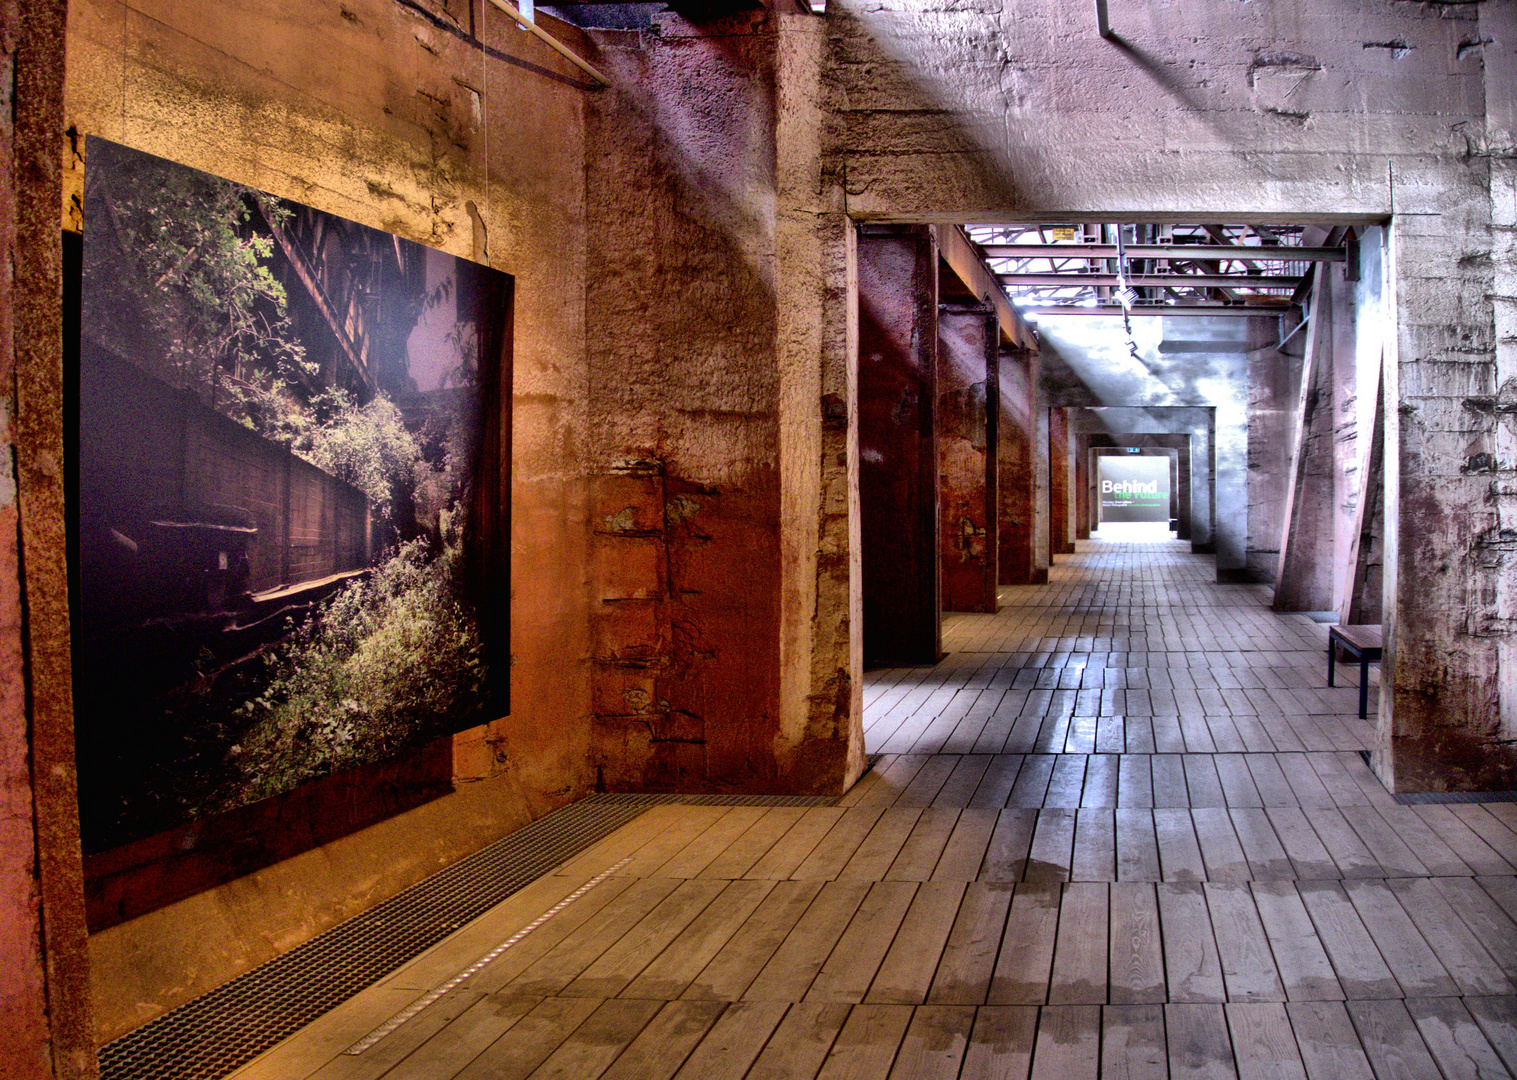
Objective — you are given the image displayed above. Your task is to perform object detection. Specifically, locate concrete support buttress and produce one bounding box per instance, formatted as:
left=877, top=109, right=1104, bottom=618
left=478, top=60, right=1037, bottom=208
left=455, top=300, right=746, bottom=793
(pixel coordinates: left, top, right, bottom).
left=1340, top=360, right=1385, bottom=627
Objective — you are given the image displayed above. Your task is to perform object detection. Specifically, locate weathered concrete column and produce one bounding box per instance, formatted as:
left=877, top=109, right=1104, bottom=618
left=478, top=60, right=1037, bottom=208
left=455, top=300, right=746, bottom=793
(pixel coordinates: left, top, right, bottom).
left=1370, top=4, right=1517, bottom=791
left=1377, top=142, right=1517, bottom=791
left=1075, top=433, right=1091, bottom=540
left=1049, top=407, right=1074, bottom=556
left=858, top=226, right=940, bottom=664
left=938, top=304, right=998, bottom=612
left=1274, top=270, right=1340, bottom=611
left=776, top=11, right=864, bottom=792
left=3, top=0, right=95, bottom=1074
left=998, top=345, right=1039, bottom=584
left=1032, top=400, right=1049, bottom=583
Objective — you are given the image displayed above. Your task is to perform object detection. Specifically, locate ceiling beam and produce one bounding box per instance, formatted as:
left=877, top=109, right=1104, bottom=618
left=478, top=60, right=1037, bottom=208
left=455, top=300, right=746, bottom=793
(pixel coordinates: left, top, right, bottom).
left=936, top=225, right=1036, bottom=349
left=981, top=244, right=1346, bottom=261
left=1021, top=303, right=1290, bottom=317
left=997, top=273, right=1301, bottom=288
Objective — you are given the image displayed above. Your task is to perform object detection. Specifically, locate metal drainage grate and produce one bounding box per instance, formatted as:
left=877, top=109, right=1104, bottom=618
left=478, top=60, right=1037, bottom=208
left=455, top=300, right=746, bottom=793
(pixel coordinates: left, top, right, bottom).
left=1392, top=790, right=1517, bottom=804
left=1355, top=751, right=1516, bottom=804
left=98, top=792, right=832, bottom=1080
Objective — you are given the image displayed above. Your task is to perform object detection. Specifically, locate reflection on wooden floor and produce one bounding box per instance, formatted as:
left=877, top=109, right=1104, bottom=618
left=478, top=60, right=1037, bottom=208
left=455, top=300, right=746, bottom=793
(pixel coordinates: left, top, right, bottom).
left=232, top=536, right=1517, bottom=1080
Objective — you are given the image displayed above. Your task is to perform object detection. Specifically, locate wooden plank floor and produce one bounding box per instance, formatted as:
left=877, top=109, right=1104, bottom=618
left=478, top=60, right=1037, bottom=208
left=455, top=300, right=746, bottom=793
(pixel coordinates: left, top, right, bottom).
left=231, top=536, right=1517, bottom=1080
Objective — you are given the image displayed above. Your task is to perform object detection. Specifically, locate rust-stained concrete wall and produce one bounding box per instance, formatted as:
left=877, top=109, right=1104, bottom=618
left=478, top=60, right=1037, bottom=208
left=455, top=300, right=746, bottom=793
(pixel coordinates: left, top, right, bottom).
left=67, top=0, right=598, bottom=1040
left=583, top=10, right=860, bottom=792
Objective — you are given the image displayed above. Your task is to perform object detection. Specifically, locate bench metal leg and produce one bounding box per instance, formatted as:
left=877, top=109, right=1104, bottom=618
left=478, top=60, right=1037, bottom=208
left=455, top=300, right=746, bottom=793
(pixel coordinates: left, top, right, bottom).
left=1359, top=656, right=1370, bottom=719
left=1328, top=640, right=1335, bottom=687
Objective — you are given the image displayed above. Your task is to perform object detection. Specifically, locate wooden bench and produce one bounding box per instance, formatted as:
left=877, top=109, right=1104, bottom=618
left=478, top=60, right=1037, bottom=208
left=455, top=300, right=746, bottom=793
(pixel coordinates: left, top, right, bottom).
left=1328, top=623, right=1383, bottom=720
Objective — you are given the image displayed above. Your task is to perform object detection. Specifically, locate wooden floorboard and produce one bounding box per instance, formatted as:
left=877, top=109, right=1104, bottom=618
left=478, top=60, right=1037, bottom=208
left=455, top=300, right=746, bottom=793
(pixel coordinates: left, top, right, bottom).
left=231, top=537, right=1517, bottom=1080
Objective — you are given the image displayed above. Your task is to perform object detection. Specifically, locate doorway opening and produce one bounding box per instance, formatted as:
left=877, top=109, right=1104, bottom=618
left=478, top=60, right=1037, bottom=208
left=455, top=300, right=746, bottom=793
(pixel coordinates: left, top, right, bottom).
left=857, top=219, right=1385, bottom=666
left=1095, top=450, right=1173, bottom=543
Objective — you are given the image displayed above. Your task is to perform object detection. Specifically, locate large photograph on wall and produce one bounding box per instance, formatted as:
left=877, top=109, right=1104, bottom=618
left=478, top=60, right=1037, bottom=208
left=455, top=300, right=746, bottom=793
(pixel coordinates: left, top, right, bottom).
left=75, top=139, right=511, bottom=854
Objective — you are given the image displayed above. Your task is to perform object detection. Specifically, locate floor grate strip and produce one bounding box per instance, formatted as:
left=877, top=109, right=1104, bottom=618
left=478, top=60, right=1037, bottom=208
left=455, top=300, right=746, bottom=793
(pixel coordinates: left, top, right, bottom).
left=1356, top=750, right=1516, bottom=803
left=98, top=792, right=833, bottom=1080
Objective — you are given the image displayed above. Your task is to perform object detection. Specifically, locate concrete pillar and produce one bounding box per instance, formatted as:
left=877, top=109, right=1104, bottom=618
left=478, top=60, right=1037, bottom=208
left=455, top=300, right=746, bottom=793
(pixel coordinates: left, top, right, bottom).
left=1049, top=407, right=1074, bottom=556
left=998, top=345, right=1038, bottom=584
left=1075, top=434, right=1091, bottom=540
left=1032, top=399, right=1049, bottom=584
left=2, top=0, right=95, bottom=1074
left=858, top=226, right=940, bottom=664
left=1275, top=271, right=1339, bottom=611
left=1377, top=141, right=1517, bottom=791
left=938, top=304, right=998, bottom=612
left=776, top=12, right=864, bottom=792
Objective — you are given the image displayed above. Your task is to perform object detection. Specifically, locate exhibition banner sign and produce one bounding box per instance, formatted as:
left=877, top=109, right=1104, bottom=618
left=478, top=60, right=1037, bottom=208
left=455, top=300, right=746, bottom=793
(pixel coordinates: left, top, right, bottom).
left=1098, top=454, right=1169, bottom=523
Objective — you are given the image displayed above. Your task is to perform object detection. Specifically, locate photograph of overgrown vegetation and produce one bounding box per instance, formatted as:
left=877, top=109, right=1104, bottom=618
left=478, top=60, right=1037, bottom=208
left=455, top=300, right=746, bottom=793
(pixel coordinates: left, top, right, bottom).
left=74, top=139, right=509, bottom=853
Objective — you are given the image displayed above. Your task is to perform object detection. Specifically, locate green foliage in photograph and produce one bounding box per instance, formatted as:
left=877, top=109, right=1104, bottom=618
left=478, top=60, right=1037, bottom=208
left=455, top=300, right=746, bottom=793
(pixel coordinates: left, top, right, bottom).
left=86, top=154, right=312, bottom=414
left=294, top=389, right=422, bottom=525
left=231, top=512, right=487, bottom=804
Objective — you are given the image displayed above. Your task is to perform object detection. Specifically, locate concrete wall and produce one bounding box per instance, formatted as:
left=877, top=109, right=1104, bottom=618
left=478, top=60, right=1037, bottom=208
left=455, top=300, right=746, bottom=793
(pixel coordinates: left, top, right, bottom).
left=67, top=0, right=599, bottom=1040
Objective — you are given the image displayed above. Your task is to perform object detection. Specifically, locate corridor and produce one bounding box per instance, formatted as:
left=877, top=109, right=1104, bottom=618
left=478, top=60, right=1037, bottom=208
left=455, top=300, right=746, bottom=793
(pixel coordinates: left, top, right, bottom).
left=233, top=536, right=1517, bottom=1080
